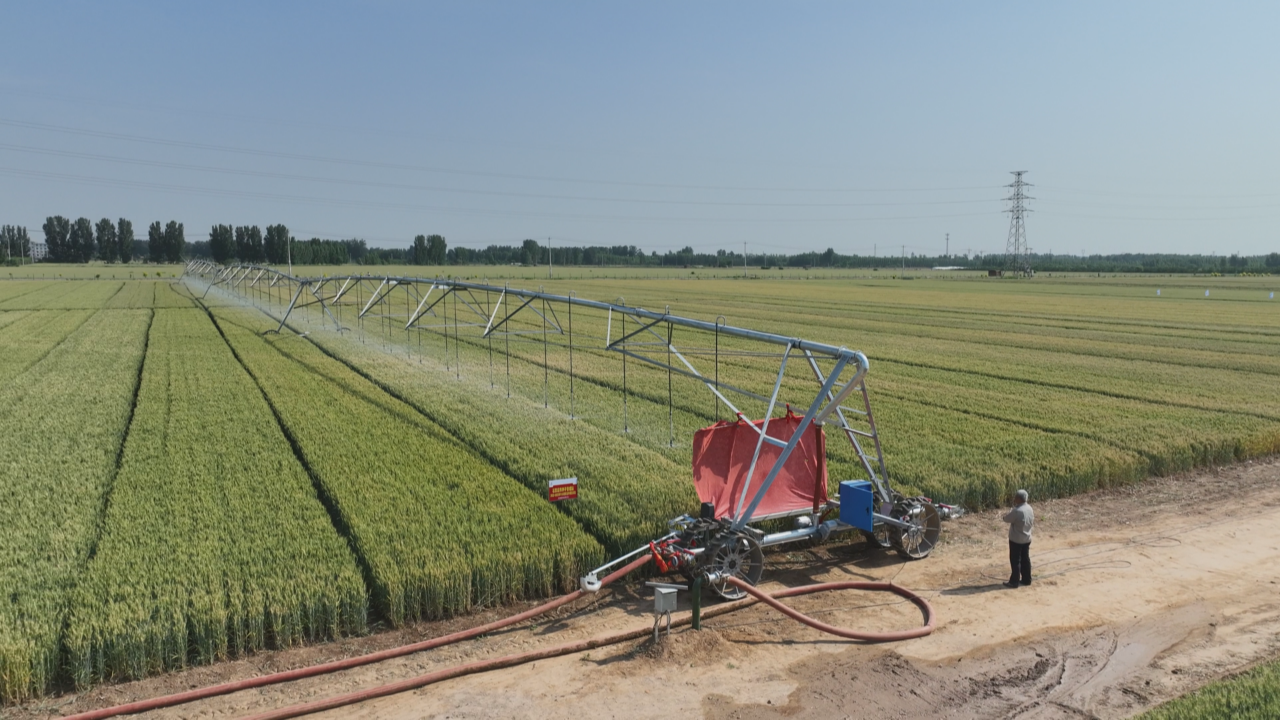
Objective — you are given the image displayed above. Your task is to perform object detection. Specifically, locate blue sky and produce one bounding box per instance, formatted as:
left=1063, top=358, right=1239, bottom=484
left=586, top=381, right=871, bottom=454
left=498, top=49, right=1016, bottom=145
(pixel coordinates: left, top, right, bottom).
left=1, top=2, right=1276, bottom=256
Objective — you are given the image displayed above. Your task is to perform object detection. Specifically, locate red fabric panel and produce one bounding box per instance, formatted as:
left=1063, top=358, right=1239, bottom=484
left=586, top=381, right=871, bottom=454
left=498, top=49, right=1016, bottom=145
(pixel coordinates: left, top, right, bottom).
left=691, top=412, right=828, bottom=520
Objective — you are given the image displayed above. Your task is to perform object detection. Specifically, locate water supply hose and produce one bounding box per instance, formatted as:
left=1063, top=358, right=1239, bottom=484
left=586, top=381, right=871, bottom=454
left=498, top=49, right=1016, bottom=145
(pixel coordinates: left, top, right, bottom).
left=62, top=566, right=932, bottom=720
left=723, top=576, right=935, bottom=642
left=61, top=554, right=654, bottom=720
left=235, top=579, right=934, bottom=720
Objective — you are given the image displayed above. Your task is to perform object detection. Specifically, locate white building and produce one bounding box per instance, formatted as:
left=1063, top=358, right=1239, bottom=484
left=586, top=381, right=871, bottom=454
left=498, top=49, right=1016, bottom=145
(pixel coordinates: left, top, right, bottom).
left=29, top=242, right=48, bottom=261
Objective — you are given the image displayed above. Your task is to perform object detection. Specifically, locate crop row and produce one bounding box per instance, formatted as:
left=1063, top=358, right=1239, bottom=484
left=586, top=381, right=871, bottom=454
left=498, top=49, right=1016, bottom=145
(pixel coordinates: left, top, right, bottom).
left=776, top=300, right=1280, bottom=376
left=0, top=281, right=48, bottom=305
left=0, top=310, right=95, bottom=385
left=308, top=290, right=1141, bottom=510
left=64, top=308, right=367, bottom=687
left=290, top=282, right=1279, bottom=507
left=0, top=280, right=124, bottom=310
left=645, top=290, right=1280, bottom=376
left=872, top=364, right=1280, bottom=475
left=307, top=322, right=702, bottom=555
left=0, top=309, right=150, bottom=703
left=1138, top=655, right=1280, bottom=719
left=436, top=324, right=1148, bottom=506
left=829, top=300, right=1280, bottom=356
left=211, top=307, right=604, bottom=623
left=0, top=309, right=30, bottom=334
left=104, top=280, right=195, bottom=309
left=495, top=286, right=1280, bottom=424
left=552, top=279, right=1280, bottom=376
left=562, top=277, right=1280, bottom=335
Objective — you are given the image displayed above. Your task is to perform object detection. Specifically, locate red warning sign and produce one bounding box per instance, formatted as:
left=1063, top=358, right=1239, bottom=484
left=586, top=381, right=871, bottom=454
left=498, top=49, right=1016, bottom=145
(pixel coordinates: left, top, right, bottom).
left=548, top=477, right=578, bottom=502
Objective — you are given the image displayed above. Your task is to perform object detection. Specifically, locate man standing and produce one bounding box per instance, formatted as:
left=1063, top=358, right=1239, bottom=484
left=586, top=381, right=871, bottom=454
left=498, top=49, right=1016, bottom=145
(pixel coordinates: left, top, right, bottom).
left=1002, top=489, right=1034, bottom=588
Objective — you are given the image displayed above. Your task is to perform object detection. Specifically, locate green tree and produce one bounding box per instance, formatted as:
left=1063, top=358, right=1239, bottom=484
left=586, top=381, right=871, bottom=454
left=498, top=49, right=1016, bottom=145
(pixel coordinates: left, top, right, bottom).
left=117, top=219, right=134, bottom=263
left=210, top=224, right=234, bottom=264
left=0, top=225, right=28, bottom=262
left=163, top=221, right=185, bottom=262
left=148, top=221, right=164, bottom=263
left=426, top=235, right=447, bottom=264
left=520, top=238, right=540, bottom=265
left=247, top=226, right=262, bottom=262
left=411, top=234, right=428, bottom=265
left=290, top=237, right=350, bottom=264
left=234, top=226, right=248, bottom=261
left=1267, top=252, right=1279, bottom=268
left=264, top=224, right=289, bottom=264
left=70, top=217, right=95, bottom=263
left=96, top=218, right=118, bottom=263
left=234, top=225, right=263, bottom=262
left=247, top=225, right=264, bottom=262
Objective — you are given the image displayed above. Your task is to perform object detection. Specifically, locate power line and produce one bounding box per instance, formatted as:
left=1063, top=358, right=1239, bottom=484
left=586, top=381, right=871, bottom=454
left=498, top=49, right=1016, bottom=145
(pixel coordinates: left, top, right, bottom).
left=0, top=165, right=1002, bottom=226
left=0, top=142, right=1004, bottom=210
left=1037, top=185, right=1280, bottom=200
left=0, top=117, right=1001, bottom=196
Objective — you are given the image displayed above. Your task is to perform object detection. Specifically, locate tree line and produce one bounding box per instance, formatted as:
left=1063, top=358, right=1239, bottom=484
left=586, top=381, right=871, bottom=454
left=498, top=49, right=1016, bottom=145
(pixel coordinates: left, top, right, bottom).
left=2, top=216, right=187, bottom=264
left=420, top=240, right=1280, bottom=274
left=7, top=217, right=1277, bottom=274
left=40, top=216, right=144, bottom=263
left=190, top=230, right=448, bottom=267
left=496, top=244, right=1280, bottom=274
left=2, top=225, right=32, bottom=263
left=196, top=225, right=355, bottom=266
left=207, top=224, right=292, bottom=264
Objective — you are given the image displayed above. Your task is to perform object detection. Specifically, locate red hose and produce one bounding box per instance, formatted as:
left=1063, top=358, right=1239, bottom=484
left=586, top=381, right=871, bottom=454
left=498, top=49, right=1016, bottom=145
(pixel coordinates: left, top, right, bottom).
left=61, top=555, right=653, bottom=720
left=236, top=579, right=934, bottom=720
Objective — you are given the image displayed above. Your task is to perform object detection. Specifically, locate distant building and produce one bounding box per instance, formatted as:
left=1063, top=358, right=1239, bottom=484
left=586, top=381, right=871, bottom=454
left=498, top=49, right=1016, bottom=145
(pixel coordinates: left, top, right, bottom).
left=30, top=242, right=48, bottom=261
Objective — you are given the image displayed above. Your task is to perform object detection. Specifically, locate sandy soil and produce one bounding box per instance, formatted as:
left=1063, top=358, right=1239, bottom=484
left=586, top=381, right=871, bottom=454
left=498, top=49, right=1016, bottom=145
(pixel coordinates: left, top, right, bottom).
left=12, top=457, right=1280, bottom=720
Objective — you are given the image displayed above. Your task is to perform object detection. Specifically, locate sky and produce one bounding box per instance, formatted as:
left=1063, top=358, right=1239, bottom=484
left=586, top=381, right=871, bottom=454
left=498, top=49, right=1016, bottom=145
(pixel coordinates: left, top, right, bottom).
left=1, top=1, right=1277, bottom=257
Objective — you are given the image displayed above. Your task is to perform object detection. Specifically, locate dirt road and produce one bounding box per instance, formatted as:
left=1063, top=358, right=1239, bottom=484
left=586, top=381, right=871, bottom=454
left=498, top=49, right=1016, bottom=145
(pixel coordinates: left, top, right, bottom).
left=20, top=457, right=1280, bottom=720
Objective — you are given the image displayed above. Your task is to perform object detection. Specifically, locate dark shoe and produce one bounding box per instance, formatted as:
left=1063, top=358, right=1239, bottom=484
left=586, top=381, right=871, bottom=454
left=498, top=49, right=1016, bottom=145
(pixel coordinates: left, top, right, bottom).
left=1020, top=580, right=1032, bottom=586
left=1003, top=581, right=1020, bottom=589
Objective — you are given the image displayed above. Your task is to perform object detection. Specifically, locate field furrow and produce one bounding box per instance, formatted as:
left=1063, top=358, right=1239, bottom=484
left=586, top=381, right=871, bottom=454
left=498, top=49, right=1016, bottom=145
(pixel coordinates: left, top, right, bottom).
left=210, top=306, right=603, bottom=624
left=0, top=281, right=124, bottom=310
left=0, top=309, right=151, bottom=703
left=0, top=310, right=97, bottom=384
left=306, top=320, right=702, bottom=554
left=64, top=308, right=367, bottom=687
left=103, top=280, right=196, bottom=309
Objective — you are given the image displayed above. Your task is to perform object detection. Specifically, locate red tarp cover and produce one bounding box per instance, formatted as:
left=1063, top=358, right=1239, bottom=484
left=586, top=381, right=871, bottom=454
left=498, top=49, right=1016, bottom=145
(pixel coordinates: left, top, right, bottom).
left=692, top=412, right=828, bottom=520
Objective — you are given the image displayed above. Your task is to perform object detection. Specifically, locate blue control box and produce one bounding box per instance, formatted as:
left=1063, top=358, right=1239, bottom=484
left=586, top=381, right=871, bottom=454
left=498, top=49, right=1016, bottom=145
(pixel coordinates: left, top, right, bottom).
left=838, top=480, right=875, bottom=532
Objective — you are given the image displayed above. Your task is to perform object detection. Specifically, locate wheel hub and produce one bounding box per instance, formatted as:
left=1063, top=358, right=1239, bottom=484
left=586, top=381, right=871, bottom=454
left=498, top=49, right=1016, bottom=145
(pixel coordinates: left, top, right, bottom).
left=705, top=532, right=764, bottom=600
left=888, top=500, right=941, bottom=560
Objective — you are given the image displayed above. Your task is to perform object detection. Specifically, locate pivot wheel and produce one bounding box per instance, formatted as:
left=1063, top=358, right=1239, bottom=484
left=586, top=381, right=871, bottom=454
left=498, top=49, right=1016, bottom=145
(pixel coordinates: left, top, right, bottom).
left=706, top=533, right=764, bottom=600
left=889, top=501, right=941, bottom=560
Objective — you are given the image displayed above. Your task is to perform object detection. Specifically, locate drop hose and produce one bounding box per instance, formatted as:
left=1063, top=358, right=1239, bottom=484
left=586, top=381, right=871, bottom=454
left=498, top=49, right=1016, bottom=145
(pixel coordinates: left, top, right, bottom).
left=63, top=565, right=934, bottom=720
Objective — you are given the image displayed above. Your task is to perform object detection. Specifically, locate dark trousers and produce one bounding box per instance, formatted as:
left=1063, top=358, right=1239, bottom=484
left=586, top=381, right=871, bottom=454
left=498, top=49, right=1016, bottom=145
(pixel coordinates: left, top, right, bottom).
left=1009, top=540, right=1031, bottom=584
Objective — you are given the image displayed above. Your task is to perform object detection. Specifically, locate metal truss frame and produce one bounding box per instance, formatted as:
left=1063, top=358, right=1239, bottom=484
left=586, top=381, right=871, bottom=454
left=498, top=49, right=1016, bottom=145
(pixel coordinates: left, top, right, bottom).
left=183, top=262, right=896, bottom=516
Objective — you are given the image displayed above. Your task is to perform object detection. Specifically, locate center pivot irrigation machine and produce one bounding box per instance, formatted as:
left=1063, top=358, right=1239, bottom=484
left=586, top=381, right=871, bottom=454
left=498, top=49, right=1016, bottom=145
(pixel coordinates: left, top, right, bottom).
left=185, top=262, right=950, bottom=603
left=62, top=264, right=956, bottom=720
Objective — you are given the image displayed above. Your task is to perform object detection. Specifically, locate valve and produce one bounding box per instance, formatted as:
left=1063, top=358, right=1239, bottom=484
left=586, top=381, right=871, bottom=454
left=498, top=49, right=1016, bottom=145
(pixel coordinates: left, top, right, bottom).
left=649, top=538, right=696, bottom=575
